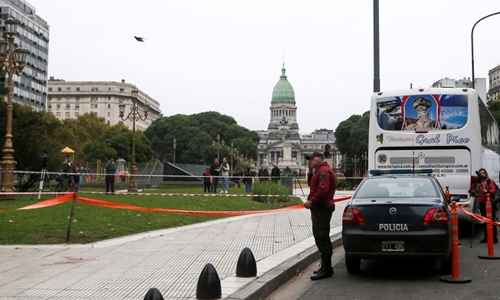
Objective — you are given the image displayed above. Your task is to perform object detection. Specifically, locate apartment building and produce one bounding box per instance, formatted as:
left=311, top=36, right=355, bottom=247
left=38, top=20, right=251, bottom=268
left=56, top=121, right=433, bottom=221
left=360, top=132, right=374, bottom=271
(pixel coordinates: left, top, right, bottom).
left=47, top=78, right=162, bottom=131
left=0, top=0, right=49, bottom=111
left=488, top=65, right=500, bottom=102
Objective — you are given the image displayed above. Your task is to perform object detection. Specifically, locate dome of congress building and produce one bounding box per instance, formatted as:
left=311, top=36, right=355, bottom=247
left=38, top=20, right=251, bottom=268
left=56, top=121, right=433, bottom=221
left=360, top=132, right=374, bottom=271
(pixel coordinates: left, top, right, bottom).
left=271, top=64, right=295, bottom=102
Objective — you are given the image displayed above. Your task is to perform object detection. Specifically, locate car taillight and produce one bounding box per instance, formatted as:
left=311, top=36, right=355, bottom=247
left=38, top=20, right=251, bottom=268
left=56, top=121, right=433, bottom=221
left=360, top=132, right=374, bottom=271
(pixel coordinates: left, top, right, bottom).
left=343, top=207, right=365, bottom=225
left=423, top=208, right=448, bottom=225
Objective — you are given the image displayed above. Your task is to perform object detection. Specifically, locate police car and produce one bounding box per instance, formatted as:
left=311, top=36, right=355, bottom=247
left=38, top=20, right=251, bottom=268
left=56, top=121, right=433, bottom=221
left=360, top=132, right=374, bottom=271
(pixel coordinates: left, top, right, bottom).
left=342, top=169, right=452, bottom=274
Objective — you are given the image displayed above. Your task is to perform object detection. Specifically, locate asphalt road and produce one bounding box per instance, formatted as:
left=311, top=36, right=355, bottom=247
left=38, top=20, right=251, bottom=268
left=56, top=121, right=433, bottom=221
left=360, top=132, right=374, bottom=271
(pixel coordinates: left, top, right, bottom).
left=265, top=223, right=500, bottom=300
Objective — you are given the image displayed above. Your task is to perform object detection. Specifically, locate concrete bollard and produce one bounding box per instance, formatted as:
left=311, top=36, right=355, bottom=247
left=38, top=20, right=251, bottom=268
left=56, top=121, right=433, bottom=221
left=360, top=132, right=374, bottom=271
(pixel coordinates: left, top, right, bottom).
left=236, top=247, right=257, bottom=277
left=196, top=263, right=221, bottom=299
left=143, top=287, right=164, bottom=300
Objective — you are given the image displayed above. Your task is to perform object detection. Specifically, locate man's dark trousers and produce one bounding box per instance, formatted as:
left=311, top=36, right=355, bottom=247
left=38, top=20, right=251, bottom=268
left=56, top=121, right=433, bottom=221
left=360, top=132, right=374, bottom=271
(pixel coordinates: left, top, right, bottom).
left=106, top=175, right=115, bottom=193
left=311, top=204, right=333, bottom=267
left=211, top=177, right=219, bottom=193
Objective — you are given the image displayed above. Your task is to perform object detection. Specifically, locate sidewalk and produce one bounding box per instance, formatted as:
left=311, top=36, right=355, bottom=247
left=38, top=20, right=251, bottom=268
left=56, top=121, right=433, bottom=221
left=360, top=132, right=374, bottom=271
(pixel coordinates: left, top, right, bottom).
left=0, top=189, right=353, bottom=300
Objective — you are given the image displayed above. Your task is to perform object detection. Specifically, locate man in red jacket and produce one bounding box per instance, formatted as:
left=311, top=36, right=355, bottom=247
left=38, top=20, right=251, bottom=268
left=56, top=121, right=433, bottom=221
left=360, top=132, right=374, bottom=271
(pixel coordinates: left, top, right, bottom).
left=304, top=151, right=337, bottom=280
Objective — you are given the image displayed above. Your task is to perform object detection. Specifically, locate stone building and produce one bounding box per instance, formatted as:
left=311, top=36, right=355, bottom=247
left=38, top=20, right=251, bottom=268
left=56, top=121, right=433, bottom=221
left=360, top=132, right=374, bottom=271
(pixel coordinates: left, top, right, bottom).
left=257, top=64, right=340, bottom=173
left=47, top=78, right=161, bottom=131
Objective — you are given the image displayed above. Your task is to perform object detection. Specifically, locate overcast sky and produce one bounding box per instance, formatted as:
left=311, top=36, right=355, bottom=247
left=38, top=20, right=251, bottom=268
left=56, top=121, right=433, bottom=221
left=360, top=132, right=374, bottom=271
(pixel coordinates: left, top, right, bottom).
left=28, top=0, right=500, bottom=134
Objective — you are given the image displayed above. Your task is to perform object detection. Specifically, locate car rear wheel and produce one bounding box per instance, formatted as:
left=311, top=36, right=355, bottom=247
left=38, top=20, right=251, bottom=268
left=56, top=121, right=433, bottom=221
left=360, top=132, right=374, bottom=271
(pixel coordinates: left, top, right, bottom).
left=440, top=256, right=452, bottom=274
left=345, top=255, right=361, bottom=274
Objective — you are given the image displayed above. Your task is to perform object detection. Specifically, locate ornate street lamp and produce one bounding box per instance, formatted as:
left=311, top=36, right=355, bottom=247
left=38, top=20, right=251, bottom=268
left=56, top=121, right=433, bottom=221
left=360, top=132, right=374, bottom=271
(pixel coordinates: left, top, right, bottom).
left=229, top=142, right=237, bottom=176
left=173, top=138, right=176, bottom=165
left=352, top=155, right=359, bottom=177
left=212, top=134, right=224, bottom=162
left=361, top=151, right=368, bottom=177
left=119, top=90, right=148, bottom=192
left=0, top=19, right=29, bottom=195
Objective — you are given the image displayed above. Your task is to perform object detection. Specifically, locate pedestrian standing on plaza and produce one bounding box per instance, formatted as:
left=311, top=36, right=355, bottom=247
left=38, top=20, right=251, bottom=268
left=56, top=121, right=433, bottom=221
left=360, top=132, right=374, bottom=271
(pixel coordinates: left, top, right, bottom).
left=210, top=158, right=220, bottom=193
left=242, top=167, right=253, bottom=193
left=203, top=167, right=212, bottom=193
left=470, top=168, right=498, bottom=243
left=304, top=151, right=337, bottom=281
left=257, top=164, right=269, bottom=182
left=105, top=157, right=117, bottom=194
left=220, top=157, right=230, bottom=194
left=62, top=155, right=75, bottom=191
left=73, top=166, right=81, bottom=192
left=271, top=163, right=281, bottom=183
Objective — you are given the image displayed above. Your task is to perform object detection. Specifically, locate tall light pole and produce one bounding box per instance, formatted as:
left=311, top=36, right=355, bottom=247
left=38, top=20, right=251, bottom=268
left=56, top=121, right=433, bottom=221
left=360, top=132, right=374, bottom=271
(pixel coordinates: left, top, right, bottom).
left=0, top=19, right=28, bottom=195
left=471, top=11, right=500, bottom=89
left=119, top=90, right=148, bottom=192
left=173, top=139, right=176, bottom=165
left=212, top=134, right=224, bottom=162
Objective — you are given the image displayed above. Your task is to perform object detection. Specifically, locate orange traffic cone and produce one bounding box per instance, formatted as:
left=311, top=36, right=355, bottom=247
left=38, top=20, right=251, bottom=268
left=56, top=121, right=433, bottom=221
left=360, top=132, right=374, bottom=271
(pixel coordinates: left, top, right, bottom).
left=478, top=194, right=500, bottom=260
left=440, top=201, right=471, bottom=283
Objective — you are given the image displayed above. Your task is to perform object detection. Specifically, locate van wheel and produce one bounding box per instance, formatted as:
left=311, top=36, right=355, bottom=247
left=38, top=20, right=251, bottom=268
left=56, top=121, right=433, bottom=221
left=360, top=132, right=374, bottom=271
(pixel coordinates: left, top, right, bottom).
left=345, top=255, right=361, bottom=274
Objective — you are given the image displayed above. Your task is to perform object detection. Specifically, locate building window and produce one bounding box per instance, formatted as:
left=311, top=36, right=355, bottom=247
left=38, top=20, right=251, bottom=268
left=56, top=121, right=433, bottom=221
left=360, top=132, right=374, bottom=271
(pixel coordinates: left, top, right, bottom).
left=75, top=112, right=79, bottom=117
left=108, top=104, right=110, bottom=109
left=57, top=98, right=61, bottom=101
left=66, top=87, right=71, bottom=91
left=75, top=104, right=79, bottom=110
left=66, top=112, right=70, bottom=118
left=107, top=112, right=110, bottom=117
left=48, top=87, right=52, bottom=91
left=56, top=104, right=60, bottom=109
left=108, top=97, right=111, bottom=100
left=91, top=103, right=98, bottom=109
left=91, top=87, right=98, bottom=92
left=57, top=87, right=61, bottom=91
left=56, top=112, right=60, bottom=116
left=76, top=87, right=80, bottom=91
left=66, top=97, right=70, bottom=102
left=76, top=97, right=80, bottom=101
left=120, top=88, right=124, bottom=92
left=48, top=105, right=51, bottom=109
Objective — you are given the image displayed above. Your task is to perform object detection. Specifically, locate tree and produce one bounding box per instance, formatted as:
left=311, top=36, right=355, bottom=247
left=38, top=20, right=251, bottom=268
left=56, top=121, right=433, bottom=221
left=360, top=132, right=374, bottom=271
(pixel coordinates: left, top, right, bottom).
left=82, top=123, right=153, bottom=163
left=0, top=101, right=65, bottom=191
left=334, top=111, right=369, bottom=173
left=145, top=111, right=259, bottom=164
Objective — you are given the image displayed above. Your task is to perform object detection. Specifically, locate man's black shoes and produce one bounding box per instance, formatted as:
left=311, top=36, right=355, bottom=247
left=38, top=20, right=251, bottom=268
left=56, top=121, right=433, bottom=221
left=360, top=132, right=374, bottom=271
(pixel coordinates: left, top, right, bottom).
left=310, top=267, right=333, bottom=281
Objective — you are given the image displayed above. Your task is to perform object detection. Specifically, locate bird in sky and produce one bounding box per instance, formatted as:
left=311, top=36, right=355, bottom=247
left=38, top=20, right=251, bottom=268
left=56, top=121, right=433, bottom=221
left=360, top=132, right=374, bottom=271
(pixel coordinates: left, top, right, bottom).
left=134, top=36, right=145, bottom=42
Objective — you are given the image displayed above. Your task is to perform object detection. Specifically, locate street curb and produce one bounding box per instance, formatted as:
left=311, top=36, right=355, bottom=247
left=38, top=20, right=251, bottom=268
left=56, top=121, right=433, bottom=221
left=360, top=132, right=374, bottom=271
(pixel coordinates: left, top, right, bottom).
left=226, top=233, right=343, bottom=300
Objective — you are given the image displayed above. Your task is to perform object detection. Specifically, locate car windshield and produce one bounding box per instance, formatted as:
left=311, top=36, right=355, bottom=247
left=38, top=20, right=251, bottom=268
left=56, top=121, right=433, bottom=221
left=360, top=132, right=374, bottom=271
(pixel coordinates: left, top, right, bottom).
left=355, top=177, right=439, bottom=198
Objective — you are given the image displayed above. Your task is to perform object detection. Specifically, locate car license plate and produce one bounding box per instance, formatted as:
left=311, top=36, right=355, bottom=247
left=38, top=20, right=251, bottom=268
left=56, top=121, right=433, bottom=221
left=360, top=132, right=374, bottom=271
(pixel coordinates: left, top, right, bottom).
left=381, top=241, right=404, bottom=252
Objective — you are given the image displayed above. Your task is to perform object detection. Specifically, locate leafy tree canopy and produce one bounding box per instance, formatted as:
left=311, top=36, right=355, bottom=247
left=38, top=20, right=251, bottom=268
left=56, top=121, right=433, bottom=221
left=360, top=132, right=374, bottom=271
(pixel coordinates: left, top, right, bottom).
left=145, top=111, right=259, bottom=165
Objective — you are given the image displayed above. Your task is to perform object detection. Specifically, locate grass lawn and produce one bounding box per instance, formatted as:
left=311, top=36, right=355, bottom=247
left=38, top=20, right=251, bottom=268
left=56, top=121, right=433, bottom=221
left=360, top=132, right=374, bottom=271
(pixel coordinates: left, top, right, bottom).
left=0, top=187, right=302, bottom=245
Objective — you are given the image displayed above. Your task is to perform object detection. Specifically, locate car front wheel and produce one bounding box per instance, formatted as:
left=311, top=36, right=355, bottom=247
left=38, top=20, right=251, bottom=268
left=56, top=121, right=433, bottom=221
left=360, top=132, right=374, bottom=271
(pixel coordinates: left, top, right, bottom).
left=345, top=255, right=361, bottom=274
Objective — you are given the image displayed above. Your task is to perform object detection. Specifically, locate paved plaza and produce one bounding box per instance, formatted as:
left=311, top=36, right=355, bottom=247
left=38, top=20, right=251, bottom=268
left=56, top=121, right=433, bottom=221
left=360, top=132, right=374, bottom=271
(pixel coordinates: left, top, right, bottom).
left=0, top=189, right=352, bottom=300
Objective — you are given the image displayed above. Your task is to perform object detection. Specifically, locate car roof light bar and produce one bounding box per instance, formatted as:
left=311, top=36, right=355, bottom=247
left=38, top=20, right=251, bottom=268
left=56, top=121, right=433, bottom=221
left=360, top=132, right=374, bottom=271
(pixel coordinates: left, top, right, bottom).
left=369, top=168, right=433, bottom=175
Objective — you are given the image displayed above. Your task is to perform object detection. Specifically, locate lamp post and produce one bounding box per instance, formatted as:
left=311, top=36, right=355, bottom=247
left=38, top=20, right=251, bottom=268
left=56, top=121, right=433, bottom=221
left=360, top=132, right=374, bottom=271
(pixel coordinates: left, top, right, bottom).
left=119, top=90, right=148, bottom=192
left=229, top=143, right=237, bottom=176
left=212, top=134, right=224, bottom=162
left=352, top=155, right=359, bottom=177
left=0, top=19, right=28, bottom=195
left=362, top=151, right=368, bottom=177
left=173, top=139, right=176, bottom=165
left=471, top=11, right=500, bottom=89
